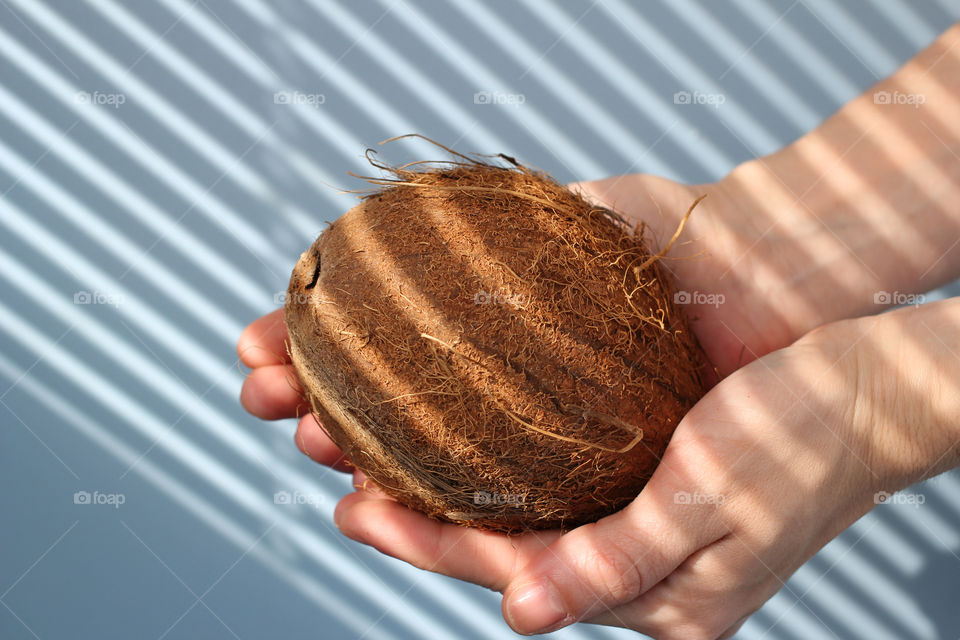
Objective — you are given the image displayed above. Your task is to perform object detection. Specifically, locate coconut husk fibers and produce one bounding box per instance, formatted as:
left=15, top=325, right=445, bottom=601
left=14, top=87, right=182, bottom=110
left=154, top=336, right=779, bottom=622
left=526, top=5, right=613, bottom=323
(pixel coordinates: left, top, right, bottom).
left=285, top=143, right=706, bottom=532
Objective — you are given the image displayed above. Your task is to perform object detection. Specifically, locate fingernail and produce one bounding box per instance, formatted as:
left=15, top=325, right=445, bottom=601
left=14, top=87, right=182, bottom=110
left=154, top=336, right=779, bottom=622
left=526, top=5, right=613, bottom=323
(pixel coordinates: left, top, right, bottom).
left=505, top=580, right=571, bottom=635
left=333, top=502, right=346, bottom=529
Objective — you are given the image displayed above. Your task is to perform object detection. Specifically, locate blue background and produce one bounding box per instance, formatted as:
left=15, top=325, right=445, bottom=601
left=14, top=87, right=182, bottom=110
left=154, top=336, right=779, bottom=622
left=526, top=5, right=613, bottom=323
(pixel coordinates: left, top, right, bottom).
left=2, top=1, right=959, bottom=638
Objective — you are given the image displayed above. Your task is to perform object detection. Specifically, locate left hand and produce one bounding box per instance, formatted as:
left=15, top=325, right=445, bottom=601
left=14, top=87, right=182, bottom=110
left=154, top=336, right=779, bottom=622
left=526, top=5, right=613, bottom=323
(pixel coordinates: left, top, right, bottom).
left=335, top=301, right=960, bottom=638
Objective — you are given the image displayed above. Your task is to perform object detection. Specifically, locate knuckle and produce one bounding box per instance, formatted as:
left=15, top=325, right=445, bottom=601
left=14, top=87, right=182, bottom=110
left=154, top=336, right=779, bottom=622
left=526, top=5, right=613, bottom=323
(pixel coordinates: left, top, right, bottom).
left=641, top=589, right=735, bottom=640
left=579, top=538, right=643, bottom=602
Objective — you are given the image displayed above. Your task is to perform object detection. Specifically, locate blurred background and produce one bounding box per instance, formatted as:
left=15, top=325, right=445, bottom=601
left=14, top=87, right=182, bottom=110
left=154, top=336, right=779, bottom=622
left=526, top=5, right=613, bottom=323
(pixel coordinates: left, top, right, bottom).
left=2, top=1, right=959, bottom=638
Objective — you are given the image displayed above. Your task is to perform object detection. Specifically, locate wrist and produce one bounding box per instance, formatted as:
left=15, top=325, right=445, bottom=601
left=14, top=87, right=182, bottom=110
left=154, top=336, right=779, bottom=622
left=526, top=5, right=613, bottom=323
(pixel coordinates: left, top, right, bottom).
left=715, top=22, right=960, bottom=339
left=808, top=301, right=960, bottom=491
left=704, top=157, right=877, bottom=359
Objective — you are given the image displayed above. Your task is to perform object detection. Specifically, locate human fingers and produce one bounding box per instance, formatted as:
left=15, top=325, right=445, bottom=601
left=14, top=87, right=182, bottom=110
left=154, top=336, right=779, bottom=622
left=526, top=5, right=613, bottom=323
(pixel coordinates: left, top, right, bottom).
left=501, top=469, right=730, bottom=635
left=586, top=534, right=777, bottom=639
left=237, top=309, right=290, bottom=368
left=335, top=490, right=562, bottom=592
left=240, top=364, right=309, bottom=420
left=295, top=413, right=353, bottom=473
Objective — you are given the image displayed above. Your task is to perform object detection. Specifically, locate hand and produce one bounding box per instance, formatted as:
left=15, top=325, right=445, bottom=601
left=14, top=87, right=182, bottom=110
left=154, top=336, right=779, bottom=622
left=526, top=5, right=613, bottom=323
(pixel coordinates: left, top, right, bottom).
left=333, top=300, right=960, bottom=638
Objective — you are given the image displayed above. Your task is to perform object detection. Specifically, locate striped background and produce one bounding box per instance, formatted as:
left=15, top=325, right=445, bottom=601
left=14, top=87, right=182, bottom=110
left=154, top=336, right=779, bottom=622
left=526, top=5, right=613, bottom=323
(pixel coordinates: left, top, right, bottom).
left=1, top=1, right=959, bottom=638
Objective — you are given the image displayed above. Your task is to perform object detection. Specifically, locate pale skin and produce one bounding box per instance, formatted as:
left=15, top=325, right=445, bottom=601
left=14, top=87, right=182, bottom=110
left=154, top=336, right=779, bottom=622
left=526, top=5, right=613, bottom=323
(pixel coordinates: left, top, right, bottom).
left=239, top=23, right=960, bottom=639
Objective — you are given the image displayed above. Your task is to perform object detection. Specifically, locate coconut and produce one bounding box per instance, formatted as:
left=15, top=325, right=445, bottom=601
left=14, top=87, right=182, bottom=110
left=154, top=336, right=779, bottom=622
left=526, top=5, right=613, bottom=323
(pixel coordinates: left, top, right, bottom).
left=284, top=140, right=706, bottom=532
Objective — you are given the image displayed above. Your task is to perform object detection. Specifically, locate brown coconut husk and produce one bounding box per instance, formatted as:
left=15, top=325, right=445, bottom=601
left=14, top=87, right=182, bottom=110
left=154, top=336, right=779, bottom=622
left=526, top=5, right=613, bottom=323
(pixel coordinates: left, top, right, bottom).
left=285, top=136, right=706, bottom=532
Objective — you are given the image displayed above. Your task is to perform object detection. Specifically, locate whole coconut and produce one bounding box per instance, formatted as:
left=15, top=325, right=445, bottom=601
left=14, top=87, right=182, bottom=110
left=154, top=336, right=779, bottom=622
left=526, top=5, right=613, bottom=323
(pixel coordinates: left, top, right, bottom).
left=285, top=142, right=706, bottom=532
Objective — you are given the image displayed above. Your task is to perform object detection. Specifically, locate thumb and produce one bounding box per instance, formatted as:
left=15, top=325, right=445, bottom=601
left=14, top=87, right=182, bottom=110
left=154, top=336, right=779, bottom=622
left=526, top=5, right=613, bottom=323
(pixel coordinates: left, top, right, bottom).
left=501, top=481, right=729, bottom=635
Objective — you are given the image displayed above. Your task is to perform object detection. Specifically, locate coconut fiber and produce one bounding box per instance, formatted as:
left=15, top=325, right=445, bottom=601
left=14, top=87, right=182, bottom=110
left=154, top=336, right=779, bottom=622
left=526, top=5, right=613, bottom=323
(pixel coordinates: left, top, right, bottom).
left=285, top=138, right=706, bottom=532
